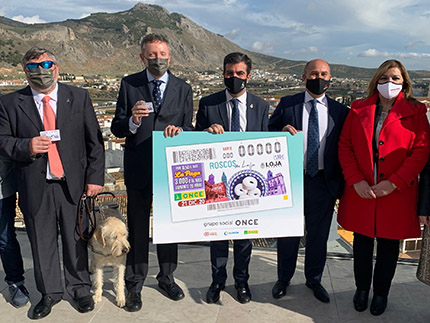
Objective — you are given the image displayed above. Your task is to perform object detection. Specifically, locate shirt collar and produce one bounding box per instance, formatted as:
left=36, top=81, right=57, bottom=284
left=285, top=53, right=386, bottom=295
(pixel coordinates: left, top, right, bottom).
left=31, top=83, right=58, bottom=104
left=304, top=90, right=326, bottom=106
left=225, top=89, right=247, bottom=105
left=146, top=69, right=169, bottom=84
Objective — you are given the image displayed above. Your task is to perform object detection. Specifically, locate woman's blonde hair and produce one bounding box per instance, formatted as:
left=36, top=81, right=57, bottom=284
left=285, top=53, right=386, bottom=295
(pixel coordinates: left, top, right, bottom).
left=367, top=59, right=415, bottom=102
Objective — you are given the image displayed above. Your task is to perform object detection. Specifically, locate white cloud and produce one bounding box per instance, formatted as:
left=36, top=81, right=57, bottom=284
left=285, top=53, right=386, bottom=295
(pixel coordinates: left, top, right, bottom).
left=404, top=40, right=428, bottom=49
left=79, top=12, right=90, bottom=19
left=225, top=28, right=240, bottom=39
left=12, top=15, right=46, bottom=24
left=358, top=49, right=430, bottom=59
left=251, top=41, right=276, bottom=54
left=252, top=41, right=264, bottom=51
left=283, top=46, right=319, bottom=55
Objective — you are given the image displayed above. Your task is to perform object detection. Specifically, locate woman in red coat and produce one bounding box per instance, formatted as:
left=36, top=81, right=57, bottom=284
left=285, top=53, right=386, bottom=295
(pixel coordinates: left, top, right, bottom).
left=338, top=59, right=430, bottom=316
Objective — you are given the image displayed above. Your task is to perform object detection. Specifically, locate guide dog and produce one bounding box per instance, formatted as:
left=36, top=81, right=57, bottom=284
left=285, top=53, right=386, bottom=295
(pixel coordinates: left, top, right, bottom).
left=89, top=214, right=130, bottom=307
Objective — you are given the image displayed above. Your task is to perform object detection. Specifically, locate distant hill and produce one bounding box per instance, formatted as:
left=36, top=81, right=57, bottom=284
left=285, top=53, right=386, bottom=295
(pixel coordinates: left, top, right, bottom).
left=0, top=3, right=429, bottom=79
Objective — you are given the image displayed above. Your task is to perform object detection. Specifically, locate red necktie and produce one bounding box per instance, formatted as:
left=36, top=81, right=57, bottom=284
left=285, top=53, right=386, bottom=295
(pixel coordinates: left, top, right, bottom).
left=42, top=96, right=64, bottom=178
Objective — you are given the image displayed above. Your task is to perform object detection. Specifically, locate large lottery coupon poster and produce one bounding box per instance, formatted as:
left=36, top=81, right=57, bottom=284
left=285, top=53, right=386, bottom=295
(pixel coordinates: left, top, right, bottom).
left=153, top=131, right=304, bottom=244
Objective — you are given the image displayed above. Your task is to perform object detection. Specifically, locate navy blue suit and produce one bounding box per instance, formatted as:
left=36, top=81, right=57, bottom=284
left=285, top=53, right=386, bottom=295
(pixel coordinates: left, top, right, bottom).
left=268, top=92, right=349, bottom=284
left=111, top=70, right=193, bottom=292
left=196, top=90, right=269, bottom=284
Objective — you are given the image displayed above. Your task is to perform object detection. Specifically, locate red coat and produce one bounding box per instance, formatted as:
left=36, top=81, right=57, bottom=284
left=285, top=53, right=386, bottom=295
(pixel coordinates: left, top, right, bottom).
left=338, top=92, right=430, bottom=239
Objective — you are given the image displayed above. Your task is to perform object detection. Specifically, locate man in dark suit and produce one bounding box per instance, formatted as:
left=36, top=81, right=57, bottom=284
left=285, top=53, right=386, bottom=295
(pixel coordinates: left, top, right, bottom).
left=268, top=59, right=349, bottom=303
left=0, top=47, right=105, bottom=319
left=195, top=52, right=269, bottom=304
left=111, top=34, right=193, bottom=312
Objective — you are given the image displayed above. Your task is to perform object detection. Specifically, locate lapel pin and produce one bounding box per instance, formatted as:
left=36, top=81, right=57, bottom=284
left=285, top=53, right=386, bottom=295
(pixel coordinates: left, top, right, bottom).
left=66, top=98, right=70, bottom=103
left=250, top=104, right=254, bottom=109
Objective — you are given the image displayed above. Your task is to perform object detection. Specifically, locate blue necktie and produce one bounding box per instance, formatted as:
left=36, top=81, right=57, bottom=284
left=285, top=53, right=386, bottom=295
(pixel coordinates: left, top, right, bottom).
left=231, top=98, right=240, bottom=132
left=306, top=99, right=320, bottom=177
left=152, top=79, right=163, bottom=112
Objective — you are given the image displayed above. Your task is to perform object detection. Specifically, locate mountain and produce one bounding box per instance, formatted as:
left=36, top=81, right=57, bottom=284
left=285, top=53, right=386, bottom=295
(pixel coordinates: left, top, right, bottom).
left=0, top=3, right=428, bottom=79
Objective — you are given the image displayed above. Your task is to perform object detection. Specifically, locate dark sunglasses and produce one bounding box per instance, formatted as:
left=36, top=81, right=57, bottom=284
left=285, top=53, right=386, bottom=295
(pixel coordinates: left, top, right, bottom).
left=26, top=61, right=55, bottom=70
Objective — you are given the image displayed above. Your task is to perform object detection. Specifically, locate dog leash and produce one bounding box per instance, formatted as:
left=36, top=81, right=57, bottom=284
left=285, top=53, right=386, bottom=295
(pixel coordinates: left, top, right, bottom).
left=77, top=192, right=97, bottom=241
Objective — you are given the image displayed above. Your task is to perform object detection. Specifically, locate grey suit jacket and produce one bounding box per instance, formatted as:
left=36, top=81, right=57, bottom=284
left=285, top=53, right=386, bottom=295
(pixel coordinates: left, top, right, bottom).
left=195, top=90, right=269, bottom=132
left=0, top=83, right=105, bottom=217
left=111, top=70, right=193, bottom=189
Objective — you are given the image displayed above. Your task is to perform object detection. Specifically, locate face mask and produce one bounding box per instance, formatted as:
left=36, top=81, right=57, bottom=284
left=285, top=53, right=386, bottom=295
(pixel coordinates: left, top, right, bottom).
left=377, top=82, right=402, bottom=100
left=146, top=58, right=169, bottom=77
left=306, top=78, right=330, bottom=96
left=28, top=68, right=54, bottom=90
left=224, top=76, right=247, bottom=95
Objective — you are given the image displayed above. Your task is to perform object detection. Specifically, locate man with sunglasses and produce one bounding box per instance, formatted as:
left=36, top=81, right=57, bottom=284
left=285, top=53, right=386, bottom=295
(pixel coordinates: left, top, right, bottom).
left=0, top=47, right=105, bottom=319
left=111, top=33, right=193, bottom=312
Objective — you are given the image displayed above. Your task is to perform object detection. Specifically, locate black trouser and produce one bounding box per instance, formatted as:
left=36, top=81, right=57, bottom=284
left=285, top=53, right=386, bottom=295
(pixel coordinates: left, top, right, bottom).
left=210, top=239, right=252, bottom=284
left=125, top=186, right=178, bottom=293
left=24, top=181, right=91, bottom=301
left=353, top=232, right=399, bottom=297
left=277, top=171, right=336, bottom=284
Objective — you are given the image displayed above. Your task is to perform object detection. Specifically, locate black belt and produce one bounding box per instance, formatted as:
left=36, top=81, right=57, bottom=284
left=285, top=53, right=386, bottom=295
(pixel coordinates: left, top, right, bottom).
left=46, top=178, right=66, bottom=183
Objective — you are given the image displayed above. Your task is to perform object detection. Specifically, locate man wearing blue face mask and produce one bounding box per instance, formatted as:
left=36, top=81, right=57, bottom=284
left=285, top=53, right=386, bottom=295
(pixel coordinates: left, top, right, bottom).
left=111, top=34, right=193, bottom=312
left=195, top=52, right=269, bottom=304
left=268, top=59, right=349, bottom=304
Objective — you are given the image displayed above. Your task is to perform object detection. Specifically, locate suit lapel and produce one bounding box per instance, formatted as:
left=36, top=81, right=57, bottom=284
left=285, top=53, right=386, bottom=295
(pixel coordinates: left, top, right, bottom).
left=160, top=73, right=177, bottom=114
left=293, top=92, right=305, bottom=130
left=246, top=92, right=256, bottom=131
left=56, top=83, right=71, bottom=129
left=217, top=91, right=229, bottom=129
left=137, top=71, right=152, bottom=102
left=324, top=98, right=341, bottom=160
left=17, top=87, right=44, bottom=130
left=382, top=92, right=414, bottom=128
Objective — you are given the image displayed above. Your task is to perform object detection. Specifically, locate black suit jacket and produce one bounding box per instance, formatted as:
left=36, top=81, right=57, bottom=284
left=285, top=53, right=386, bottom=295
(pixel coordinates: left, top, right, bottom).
left=195, top=90, right=269, bottom=132
left=268, top=92, right=349, bottom=198
left=0, top=83, right=105, bottom=217
left=111, top=70, right=193, bottom=189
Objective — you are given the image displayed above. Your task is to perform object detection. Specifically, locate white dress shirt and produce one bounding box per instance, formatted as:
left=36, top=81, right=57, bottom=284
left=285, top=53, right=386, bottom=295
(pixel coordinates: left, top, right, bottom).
left=225, top=89, right=247, bottom=132
left=302, top=91, right=328, bottom=171
left=31, top=85, right=61, bottom=179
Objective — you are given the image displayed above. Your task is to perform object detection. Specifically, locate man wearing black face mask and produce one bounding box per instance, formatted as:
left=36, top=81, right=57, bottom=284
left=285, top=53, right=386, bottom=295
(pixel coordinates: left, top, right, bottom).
left=268, top=59, right=349, bottom=304
left=0, top=47, right=104, bottom=319
left=195, top=52, right=269, bottom=304
left=111, top=34, right=193, bottom=311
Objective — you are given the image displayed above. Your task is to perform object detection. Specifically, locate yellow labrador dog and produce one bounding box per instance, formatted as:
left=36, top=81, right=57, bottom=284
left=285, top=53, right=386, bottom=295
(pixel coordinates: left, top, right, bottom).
left=90, top=216, right=130, bottom=307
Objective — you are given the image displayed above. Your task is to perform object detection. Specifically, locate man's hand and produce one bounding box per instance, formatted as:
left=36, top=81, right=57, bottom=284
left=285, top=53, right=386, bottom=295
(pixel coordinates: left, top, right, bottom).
left=30, top=136, right=51, bottom=155
left=205, top=124, right=225, bottom=134
left=353, top=180, right=376, bottom=199
left=131, top=101, right=150, bottom=125
left=371, top=180, right=396, bottom=197
left=85, top=184, right=102, bottom=197
left=419, top=216, right=430, bottom=226
left=282, top=124, right=301, bottom=135
left=164, top=125, right=182, bottom=138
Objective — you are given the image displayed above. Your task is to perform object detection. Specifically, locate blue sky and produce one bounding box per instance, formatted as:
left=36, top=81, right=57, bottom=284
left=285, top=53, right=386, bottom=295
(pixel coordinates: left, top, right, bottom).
left=1, top=0, right=430, bottom=70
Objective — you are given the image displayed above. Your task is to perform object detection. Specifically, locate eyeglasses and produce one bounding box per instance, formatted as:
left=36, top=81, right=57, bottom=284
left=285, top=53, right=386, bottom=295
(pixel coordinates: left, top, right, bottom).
left=26, top=61, right=55, bottom=70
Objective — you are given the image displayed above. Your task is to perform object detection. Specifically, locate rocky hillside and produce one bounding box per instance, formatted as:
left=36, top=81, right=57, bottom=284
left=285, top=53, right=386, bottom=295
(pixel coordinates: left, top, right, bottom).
left=0, top=3, right=428, bottom=79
